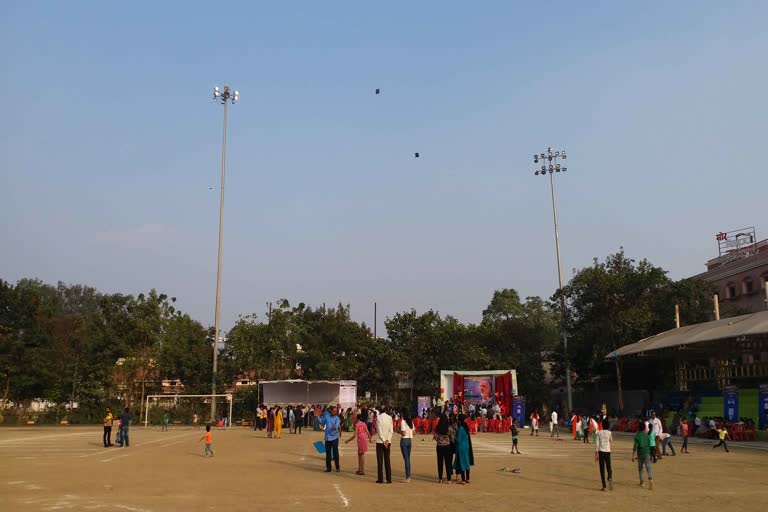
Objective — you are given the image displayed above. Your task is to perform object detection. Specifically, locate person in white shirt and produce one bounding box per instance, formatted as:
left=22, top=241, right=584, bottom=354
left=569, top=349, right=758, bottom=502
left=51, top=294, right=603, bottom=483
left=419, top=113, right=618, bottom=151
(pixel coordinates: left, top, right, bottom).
left=550, top=410, right=560, bottom=438
left=398, top=411, right=414, bottom=482
left=375, top=406, right=394, bottom=484
left=594, top=419, right=613, bottom=491
left=651, top=411, right=663, bottom=461
left=659, top=432, right=676, bottom=456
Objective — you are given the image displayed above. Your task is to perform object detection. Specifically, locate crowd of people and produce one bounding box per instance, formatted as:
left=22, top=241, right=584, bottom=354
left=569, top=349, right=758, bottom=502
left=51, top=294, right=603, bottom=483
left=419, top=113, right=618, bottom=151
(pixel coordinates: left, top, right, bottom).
left=313, top=403, right=476, bottom=484
left=100, top=397, right=747, bottom=491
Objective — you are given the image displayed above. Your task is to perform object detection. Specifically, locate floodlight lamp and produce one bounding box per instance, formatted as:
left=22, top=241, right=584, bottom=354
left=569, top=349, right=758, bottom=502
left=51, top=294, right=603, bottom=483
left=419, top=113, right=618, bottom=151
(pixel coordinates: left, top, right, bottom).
left=555, top=151, right=560, bottom=156
left=562, top=167, right=567, bottom=172
left=541, top=165, right=546, bottom=171
left=549, top=164, right=554, bottom=170
left=540, top=153, right=545, bottom=159
left=234, top=90, right=239, bottom=97
left=535, top=171, right=540, bottom=175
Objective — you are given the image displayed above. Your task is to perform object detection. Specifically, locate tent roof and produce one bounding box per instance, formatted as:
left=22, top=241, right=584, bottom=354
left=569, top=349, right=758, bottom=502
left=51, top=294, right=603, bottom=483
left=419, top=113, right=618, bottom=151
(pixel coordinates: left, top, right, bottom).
left=606, top=310, right=768, bottom=359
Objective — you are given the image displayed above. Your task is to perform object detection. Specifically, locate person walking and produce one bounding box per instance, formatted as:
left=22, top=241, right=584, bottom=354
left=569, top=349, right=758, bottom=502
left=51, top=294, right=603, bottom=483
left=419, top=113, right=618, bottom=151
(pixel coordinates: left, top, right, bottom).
left=375, top=406, right=393, bottom=484
left=650, top=410, right=663, bottom=461
left=346, top=413, right=372, bottom=475
left=433, top=415, right=453, bottom=484
left=318, top=405, right=341, bottom=472
left=161, top=410, right=169, bottom=432
left=267, top=407, right=275, bottom=439
left=102, top=407, right=114, bottom=448
left=295, top=405, right=303, bottom=434
left=193, top=412, right=200, bottom=430
left=632, top=420, right=654, bottom=490
left=288, top=406, right=296, bottom=434
left=595, top=419, right=613, bottom=491
left=510, top=419, right=521, bottom=454
left=119, top=408, right=132, bottom=448
left=453, top=415, right=473, bottom=484
left=275, top=406, right=283, bottom=439
left=200, top=424, right=214, bottom=457
left=398, top=411, right=414, bottom=482
left=713, top=426, right=730, bottom=452
left=550, top=409, right=560, bottom=438
left=530, top=410, right=539, bottom=436
left=680, top=420, right=690, bottom=453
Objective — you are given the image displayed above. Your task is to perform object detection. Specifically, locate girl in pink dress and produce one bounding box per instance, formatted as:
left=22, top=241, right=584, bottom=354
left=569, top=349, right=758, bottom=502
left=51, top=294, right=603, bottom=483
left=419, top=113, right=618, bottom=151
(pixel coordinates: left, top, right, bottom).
left=345, top=414, right=372, bottom=475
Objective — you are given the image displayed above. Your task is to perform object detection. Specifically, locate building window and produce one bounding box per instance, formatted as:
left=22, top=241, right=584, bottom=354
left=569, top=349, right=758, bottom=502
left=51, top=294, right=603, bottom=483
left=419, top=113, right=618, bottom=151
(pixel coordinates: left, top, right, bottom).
left=743, top=278, right=754, bottom=294
left=726, top=282, right=737, bottom=299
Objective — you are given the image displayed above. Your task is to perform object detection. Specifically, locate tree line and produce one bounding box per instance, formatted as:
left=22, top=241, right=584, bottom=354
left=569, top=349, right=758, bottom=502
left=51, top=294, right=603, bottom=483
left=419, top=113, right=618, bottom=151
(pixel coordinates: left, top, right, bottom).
left=1, top=249, right=736, bottom=424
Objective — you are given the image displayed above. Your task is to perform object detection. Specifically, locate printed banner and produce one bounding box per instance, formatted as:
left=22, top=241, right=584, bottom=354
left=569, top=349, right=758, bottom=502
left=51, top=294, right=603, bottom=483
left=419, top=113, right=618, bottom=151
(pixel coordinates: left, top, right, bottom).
left=759, top=384, right=768, bottom=431
left=463, top=375, right=495, bottom=405
left=724, top=385, right=738, bottom=423
left=417, top=396, right=431, bottom=417
left=513, top=395, right=526, bottom=428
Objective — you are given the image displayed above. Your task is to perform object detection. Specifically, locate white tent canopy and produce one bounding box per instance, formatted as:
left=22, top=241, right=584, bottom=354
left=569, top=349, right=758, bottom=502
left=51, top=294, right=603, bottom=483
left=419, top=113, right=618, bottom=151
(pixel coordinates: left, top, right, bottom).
left=606, top=310, right=768, bottom=359
left=261, top=380, right=356, bottom=409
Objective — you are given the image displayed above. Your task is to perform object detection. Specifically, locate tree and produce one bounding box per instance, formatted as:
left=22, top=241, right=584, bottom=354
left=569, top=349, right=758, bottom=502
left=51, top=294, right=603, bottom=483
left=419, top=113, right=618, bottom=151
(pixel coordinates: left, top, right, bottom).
left=479, top=290, right=559, bottom=408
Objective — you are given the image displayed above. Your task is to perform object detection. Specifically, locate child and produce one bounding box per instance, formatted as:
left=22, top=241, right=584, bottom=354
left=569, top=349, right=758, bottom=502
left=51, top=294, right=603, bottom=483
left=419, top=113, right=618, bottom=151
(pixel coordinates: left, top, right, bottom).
left=346, top=414, right=372, bottom=475
left=595, top=419, right=613, bottom=491
left=115, top=417, right=123, bottom=447
left=632, top=423, right=653, bottom=490
left=200, top=424, right=214, bottom=457
left=680, top=421, right=690, bottom=453
left=510, top=419, right=521, bottom=454
left=713, top=426, right=730, bottom=452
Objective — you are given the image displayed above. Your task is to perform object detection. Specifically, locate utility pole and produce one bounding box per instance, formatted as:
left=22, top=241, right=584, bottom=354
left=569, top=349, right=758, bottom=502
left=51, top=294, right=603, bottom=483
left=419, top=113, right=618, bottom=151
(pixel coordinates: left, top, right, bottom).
left=210, top=85, right=238, bottom=422
left=533, top=147, right=572, bottom=413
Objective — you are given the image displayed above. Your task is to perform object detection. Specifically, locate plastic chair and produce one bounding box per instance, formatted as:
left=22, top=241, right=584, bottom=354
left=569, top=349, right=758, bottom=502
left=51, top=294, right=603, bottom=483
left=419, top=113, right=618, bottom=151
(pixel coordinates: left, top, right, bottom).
left=744, top=423, right=756, bottom=441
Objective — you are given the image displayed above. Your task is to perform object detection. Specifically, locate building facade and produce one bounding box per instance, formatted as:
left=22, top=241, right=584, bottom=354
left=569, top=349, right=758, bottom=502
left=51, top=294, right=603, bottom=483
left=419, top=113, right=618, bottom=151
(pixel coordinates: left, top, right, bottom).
left=694, top=238, right=768, bottom=313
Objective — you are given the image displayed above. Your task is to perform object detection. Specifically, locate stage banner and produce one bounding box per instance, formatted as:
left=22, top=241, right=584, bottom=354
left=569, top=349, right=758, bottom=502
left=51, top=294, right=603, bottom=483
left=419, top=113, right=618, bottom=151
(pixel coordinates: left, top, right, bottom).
left=759, top=384, right=768, bottom=430
left=463, top=375, right=493, bottom=405
left=417, top=396, right=431, bottom=417
left=724, top=385, right=738, bottom=423
left=513, top=395, right=526, bottom=428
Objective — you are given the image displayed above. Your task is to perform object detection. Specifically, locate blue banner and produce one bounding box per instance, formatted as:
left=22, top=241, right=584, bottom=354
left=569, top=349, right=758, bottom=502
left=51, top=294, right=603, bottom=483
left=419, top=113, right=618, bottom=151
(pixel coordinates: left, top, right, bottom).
left=513, top=395, right=525, bottom=429
left=724, top=385, right=738, bottom=423
left=759, top=384, right=768, bottom=431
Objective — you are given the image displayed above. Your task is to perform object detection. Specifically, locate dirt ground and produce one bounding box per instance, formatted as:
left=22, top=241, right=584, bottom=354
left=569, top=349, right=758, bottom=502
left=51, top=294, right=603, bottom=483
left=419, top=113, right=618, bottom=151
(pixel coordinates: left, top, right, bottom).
left=1, top=425, right=767, bottom=511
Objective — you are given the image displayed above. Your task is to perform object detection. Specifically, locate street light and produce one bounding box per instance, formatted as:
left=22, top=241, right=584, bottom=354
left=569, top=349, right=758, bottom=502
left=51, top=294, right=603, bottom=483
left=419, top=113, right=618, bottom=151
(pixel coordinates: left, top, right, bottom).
left=210, top=85, right=238, bottom=422
left=532, top=146, right=572, bottom=413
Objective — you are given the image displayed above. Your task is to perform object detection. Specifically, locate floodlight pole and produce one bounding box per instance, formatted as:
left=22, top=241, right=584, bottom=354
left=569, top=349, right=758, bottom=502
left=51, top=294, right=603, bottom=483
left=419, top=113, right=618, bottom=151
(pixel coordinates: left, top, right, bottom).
left=533, top=147, right=573, bottom=413
left=211, top=85, right=238, bottom=422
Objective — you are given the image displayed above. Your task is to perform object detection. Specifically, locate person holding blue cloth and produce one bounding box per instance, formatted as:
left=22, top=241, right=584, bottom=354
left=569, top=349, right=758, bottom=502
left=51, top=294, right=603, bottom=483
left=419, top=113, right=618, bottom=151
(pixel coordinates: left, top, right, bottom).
left=318, top=405, right=341, bottom=472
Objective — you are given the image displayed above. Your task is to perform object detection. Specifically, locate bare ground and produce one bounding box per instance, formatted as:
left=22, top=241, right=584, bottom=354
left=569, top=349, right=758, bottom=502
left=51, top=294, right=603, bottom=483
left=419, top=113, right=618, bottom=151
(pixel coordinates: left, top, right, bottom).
left=1, top=425, right=766, bottom=511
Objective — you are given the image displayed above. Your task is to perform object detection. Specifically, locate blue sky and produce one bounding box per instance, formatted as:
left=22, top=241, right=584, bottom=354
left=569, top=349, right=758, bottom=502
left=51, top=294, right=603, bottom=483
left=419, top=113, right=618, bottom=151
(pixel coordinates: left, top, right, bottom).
left=2, top=1, right=766, bottom=335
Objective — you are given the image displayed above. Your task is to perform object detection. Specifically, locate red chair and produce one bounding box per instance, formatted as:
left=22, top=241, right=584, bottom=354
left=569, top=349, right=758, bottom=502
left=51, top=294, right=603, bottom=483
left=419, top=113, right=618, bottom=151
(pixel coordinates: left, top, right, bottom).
left=744, top=423, right=756, bottom=441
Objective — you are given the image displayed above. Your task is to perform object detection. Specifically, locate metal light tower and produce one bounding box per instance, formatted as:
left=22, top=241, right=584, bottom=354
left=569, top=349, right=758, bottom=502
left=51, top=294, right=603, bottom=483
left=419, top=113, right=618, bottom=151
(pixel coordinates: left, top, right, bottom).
left=533, top=147, right=573, bottom=413
left=210, top=85, right=238, bottom=422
